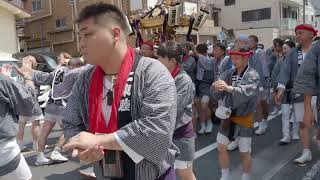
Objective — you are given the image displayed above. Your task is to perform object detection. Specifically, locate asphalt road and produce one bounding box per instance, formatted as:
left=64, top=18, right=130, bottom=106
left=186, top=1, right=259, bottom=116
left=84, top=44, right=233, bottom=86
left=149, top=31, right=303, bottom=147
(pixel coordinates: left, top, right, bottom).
left=20, top=113, right=320, bottom=180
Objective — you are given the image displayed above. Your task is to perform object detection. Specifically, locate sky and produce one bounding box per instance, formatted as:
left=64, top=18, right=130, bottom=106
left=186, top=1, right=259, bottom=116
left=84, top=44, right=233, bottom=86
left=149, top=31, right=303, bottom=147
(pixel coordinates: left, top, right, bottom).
left=147, top=0, right=158, bottom=8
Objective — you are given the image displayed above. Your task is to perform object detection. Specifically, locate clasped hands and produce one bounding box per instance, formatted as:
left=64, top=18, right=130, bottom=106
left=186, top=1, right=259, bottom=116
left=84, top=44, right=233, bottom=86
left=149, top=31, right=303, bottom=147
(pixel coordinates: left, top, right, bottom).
left=212, top=79, right=233, bottom=92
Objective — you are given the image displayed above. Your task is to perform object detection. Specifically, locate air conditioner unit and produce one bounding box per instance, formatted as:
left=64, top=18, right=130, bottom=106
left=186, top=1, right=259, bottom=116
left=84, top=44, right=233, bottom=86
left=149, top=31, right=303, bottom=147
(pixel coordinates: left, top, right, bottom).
left=69, top=0, right=75, bottom=5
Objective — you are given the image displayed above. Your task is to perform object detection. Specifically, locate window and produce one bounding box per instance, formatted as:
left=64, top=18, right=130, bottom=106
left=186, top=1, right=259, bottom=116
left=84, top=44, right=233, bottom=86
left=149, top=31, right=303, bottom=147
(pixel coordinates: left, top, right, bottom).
left=32, top=0, right=42, bottom=12
left=56, top=19, right=66, bottom=28
left=242, top=8, right=271, bottom=22
left=225, top=0, right=235, bottom=6
left=292, top=11, right=297, bottom=19
left=213, top=12, right=220, bottom=27
left=282, top=7, right=298, bottom=19
left=8, top=0, right=23, bottom=7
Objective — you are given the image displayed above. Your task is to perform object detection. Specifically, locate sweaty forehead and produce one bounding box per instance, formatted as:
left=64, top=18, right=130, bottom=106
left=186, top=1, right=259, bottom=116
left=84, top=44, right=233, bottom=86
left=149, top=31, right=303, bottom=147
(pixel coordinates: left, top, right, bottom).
left=79, top=18, right=96, bottom=31
left=230, top=54, right=249, bottom=59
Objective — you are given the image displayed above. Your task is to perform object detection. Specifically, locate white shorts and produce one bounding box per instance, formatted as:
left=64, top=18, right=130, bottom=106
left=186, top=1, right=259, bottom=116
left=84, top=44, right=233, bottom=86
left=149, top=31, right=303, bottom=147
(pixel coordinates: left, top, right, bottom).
left=217, top=132, right=252, bottom=153
left=1, top=154, right=32, bottom=180
left=44, top=113, right=63, bottom=125
left=19, top=114, right=44, bottom=123
left=258, top=87, right=269, bottom=101
left=201, top=95, right=210, bottom=104
left=293, top=96, right=317, bottom=123
left=174, top=160, right=193, bottom=170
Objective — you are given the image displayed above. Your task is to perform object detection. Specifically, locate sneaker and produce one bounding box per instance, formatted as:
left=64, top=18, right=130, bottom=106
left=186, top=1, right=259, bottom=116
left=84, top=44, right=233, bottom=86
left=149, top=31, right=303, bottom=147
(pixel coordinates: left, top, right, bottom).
left=294, top=150, right=312, bottom=165
left=79, top=166, right=96, bottom=179
left=270, top=108, right=278, bottom=115
left=227, top=140, right=238, bottom=151
left=198, top=125, right=206, bottom=134
left=278, top=136, right=291, bottom=146
left=35, top=153, right=52, bottom=166
left=205, top=121, right=213, bottom=133
left=50, top=150, right=69, bottom=162
left=220, top=176, right=230, bottom=180
left=255, top=123, right=267, bottom=135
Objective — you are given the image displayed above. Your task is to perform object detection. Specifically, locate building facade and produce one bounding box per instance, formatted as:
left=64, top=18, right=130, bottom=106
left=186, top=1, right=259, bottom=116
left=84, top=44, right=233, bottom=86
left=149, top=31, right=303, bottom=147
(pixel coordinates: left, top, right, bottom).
left=22, top=0, right=123, bottom=56
left=22, top=0, right=224, bottom=55
left=213, top=0, right=317, bottom=47
left=0, top=0, right=30, bottom=54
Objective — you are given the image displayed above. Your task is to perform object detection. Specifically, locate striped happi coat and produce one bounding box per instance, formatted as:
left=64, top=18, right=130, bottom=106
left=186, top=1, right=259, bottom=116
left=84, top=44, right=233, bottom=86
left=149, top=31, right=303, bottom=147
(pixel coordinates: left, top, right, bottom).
left=62, top=57, right=178, bottom=180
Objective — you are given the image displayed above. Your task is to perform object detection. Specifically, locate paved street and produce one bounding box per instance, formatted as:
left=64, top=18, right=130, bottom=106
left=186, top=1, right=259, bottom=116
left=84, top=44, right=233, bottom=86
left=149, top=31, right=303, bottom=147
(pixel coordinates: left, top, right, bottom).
left=21, top=114, right=320, bottom=180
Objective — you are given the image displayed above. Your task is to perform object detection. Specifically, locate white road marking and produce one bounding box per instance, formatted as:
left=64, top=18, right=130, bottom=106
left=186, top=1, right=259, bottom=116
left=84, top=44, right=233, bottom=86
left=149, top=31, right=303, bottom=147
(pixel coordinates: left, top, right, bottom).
left=194, top=143, right=218, bottom=159
left=194, top=114, right=280, bottom=160
left=22, top=144, right=54, bottom=156
left=260, top=145, right=300, bottom=180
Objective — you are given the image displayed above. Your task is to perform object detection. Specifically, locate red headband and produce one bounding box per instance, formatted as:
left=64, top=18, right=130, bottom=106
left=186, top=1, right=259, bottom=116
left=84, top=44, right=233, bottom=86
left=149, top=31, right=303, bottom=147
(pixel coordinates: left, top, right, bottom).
left=295, top=24, right=318, bottom=37
left=228, top=51, right=253, bottom=56
left=140, top=41, right=154, bottom=50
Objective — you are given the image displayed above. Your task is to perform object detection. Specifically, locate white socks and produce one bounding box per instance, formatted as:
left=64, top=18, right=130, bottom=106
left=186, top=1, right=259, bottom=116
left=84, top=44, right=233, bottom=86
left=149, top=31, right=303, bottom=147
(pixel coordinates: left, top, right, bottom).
left=53, top=146, right=61, bottom=152
left=241, top=173, right=250, bottom=180
left=221, top=168, right=230, bottom=179
left=262, top=119, right=267, bottom=125
left=33, top=141, right=38, bottom=150
left=303, top=149, right=311, bottom=154
left=221, top=168, right=250, bottom=180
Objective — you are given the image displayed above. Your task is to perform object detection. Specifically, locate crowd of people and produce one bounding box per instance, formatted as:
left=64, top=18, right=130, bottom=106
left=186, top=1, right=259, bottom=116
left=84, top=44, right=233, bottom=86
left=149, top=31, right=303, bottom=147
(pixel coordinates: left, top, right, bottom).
left=0, top=2, right=320, bottom=180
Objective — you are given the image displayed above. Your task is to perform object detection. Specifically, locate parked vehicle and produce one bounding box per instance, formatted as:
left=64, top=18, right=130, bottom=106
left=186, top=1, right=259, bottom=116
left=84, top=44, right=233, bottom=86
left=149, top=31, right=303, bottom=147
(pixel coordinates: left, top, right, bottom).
left=12, top=52, right=59, bottom=109
left=13, top=52, right=58, bottom=72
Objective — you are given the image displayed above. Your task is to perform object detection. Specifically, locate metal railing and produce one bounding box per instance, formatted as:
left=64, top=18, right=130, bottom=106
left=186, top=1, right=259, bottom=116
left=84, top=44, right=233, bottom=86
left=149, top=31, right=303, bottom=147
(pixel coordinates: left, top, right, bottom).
left=281, top=18, right=299, bottom=30
left=281, top=18, right=314, bottom=29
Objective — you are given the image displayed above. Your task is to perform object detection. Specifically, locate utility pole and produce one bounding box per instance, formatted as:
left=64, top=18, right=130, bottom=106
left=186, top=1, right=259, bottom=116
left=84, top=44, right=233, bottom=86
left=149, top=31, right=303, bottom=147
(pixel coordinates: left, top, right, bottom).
left=303, top=0, right=306, bottom=24
left=74, top=0, right=80, bottom=53
left=40, top=23, right=44, bottom=51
